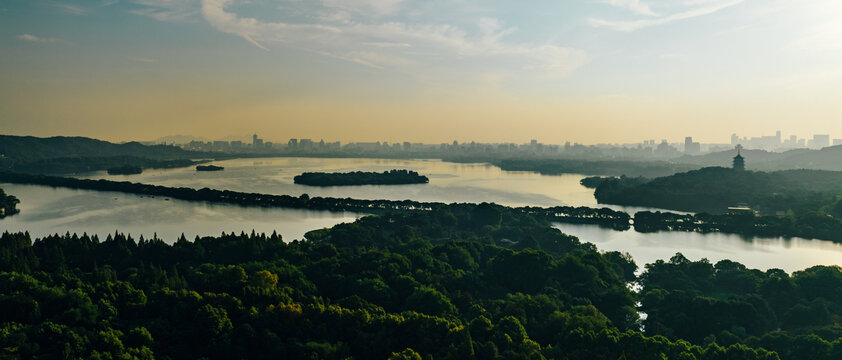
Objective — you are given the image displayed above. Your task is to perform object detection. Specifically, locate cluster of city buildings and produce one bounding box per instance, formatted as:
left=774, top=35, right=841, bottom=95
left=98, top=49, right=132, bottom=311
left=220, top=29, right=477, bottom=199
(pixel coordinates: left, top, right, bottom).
left=678, top=131, right=840, bottom=155
left=166, top=131, right=840, bottom=158
left=729, top=131, right=840, bottom=151
left=182, top=134, right=275, bottom=153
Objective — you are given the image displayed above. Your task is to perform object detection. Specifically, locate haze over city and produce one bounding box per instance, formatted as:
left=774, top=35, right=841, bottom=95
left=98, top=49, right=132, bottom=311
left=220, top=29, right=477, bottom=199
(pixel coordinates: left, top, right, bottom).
left=2, top=0, right=842, bottom=143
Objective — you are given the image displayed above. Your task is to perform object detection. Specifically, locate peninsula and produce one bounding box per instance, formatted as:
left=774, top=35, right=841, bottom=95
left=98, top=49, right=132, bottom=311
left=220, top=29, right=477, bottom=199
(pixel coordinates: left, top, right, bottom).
left=107, top=165, right=143, bottom=175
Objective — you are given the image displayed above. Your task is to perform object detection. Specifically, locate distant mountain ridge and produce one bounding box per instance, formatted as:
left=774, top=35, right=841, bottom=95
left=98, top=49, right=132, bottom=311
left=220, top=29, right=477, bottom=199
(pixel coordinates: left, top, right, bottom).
left=0, top=135, right=196, bottom=162
left=0, top=135, right=207, bottom=174
left=674, top=145, right=842, bottom=171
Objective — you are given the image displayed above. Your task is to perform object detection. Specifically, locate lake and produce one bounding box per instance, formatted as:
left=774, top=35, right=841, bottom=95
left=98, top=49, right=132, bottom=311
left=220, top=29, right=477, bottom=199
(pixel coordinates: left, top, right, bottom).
left=78, top=157, right=656, bottom=211
left=2, top=157, right=840, bottom=272
left=0, top=183, right=360, bottom=242
left=556, top=223, right=842, bottom=273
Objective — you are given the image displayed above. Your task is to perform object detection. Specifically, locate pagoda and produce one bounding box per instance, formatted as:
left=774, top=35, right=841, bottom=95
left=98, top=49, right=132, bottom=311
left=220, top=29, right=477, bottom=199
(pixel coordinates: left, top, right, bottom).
left=732, top=145, right=745, bottom=171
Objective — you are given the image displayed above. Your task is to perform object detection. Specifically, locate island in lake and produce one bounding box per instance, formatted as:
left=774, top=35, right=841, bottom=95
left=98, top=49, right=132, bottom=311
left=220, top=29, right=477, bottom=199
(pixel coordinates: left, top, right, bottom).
left=294, top=169, right=429, bottom=186
left=0, top=187, right=20, bottom=218
left=196, top=164, right=224, bottom=171
left=106, top=165, right=143, bottom=175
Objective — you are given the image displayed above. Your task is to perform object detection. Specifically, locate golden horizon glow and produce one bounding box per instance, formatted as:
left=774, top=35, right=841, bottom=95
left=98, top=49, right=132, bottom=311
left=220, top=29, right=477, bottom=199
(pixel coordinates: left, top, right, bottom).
left=2, top=0, right=841, bottom=144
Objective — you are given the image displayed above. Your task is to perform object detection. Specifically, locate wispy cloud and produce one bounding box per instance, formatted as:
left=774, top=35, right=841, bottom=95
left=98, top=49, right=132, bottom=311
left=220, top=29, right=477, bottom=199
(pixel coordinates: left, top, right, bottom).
left=589, top=0, right=744, bottom=31
left=602, top=0, right=658, bottom=17
left=783, top=2, right=842, bottom=54
left=321, top=0, right=406, bottom=17
left=135, top=57, right=159, bottom=63
left=17, top=34, right=62, bottom=43
left=199, top=0, right=587, bottom=74
left=52, top=2, right=88, bottom=15
left=785, top=22, right=842, bottom=54
left=132, top=0, right=198, bottom=22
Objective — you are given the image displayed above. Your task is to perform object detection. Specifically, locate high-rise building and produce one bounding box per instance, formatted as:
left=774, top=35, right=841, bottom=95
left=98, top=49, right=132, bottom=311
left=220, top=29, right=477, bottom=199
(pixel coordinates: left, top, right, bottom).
left=684, top=137, right=701, bottom=155
left=808, top=134, right=830, bottom=149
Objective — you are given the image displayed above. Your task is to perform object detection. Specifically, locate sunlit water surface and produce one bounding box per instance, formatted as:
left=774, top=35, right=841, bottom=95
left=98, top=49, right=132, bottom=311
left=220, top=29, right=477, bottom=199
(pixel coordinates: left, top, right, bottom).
left=0, top=184, right=360, bottom=242
left=1, top=157, right=840, bottom=271
left=556, top=223, right=842, bottom=273
left=79, top=157, right=609, bottom=208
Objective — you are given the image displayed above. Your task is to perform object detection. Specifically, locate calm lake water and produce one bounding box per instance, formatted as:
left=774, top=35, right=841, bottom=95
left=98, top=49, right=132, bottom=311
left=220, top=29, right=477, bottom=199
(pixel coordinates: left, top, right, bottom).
left=1, top=157, right=840, bottom=272
left=556, top=223, right=842, bottom=273
left=79, top=157, right=606, bottom=208
left=0, top=183, right=360, bottom=242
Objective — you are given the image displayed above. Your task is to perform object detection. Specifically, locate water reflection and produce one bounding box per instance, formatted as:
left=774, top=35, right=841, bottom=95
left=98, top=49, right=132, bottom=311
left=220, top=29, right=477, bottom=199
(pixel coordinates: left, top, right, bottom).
left=0, top=184, right=361, bottom=243
left=556, top=223, right=842, bottom=273
left=80, top=157, right=607, bottom=208
left=4, top=156, right=840, bottom=271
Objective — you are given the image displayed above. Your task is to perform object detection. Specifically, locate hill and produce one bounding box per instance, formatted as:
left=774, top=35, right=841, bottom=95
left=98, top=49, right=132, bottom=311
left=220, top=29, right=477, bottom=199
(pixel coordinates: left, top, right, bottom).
left=0, top=135, right=198, bottom=162
left=0, top=135, right=206, bottom=174
left=594, top=167, right=842, bottom=215
left=674, top=145, right=842, bottom=171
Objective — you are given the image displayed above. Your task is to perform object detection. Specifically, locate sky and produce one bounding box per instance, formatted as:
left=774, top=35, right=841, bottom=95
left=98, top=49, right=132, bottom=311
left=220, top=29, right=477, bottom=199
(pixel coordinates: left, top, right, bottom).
left=1, top=0, right=842, bottom=144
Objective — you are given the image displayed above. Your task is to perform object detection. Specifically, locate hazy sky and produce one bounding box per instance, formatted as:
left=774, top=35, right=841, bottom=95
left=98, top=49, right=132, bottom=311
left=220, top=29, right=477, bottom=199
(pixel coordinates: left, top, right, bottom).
left=2, top=0, right=841, bottom=144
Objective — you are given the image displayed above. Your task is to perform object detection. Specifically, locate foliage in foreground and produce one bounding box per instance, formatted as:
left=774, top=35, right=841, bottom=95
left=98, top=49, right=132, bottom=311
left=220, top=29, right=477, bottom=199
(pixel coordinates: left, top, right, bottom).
left=0, top=204, right=833, bottom=359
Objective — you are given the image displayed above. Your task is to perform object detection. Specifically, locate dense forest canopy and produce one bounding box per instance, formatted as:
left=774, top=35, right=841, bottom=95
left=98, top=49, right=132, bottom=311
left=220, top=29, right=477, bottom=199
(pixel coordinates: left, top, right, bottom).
left=1, top=204, right=839, bottom=359
left=294, top=170, right=429, bottom=186
left=640, top=254, right=842, bottom=360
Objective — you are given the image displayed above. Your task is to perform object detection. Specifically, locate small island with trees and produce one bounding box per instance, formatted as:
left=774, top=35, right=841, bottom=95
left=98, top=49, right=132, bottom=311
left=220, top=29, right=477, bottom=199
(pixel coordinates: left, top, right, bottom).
left=294, top=169, right=429, bottom=186
left=107, top=165, right=143, bottom=175
left=0, top=187, right=20, bottom=218
left=196, top=165, right=224, bottom=171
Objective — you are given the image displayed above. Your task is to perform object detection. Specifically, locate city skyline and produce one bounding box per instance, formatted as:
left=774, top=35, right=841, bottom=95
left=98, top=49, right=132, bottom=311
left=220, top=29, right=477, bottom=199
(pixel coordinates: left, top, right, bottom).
left=158, top=129, right=842, bottom=154
left=5, top=126, right=842, bottom=150
left=2, top=0, right=842, bottom=143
